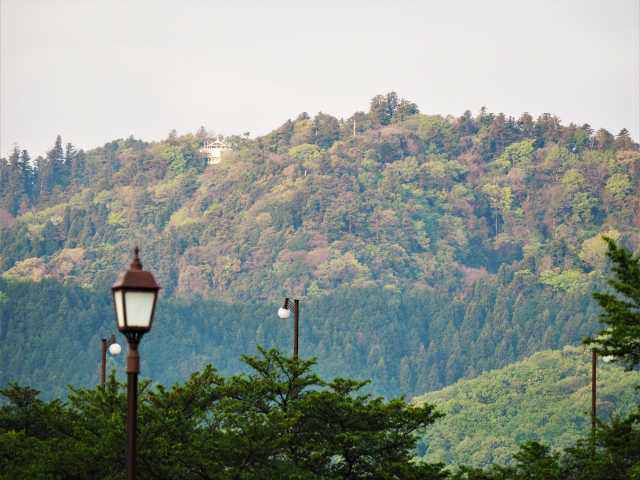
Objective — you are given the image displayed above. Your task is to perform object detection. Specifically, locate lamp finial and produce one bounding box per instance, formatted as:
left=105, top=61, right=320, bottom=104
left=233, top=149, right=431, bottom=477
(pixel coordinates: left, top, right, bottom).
left=130, top=246, right=143, bottom=270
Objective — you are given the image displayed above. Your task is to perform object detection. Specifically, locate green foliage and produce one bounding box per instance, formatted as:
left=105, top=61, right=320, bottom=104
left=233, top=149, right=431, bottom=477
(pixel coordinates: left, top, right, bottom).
left=539, top=269, right=589, bottom=292
left=449, top=409, right=640, bottom=479
left=0, top=277, right=607, bottom=401
left=107, top=210, right=126, bottom=227
left=0, top=98, right=637, bottom=303
left=587, top=238, right=640, bottom=368
left=414, top=347, right=640, bottom=467
left=605, top=173, right=631, bottom=201
left=0, top=349, right=446, bottom=479
left=579, top=230, right=621, bottom=270
left=1, top=96, right=639, bottom=468
left=494, top=139, right=535, bottom=171
left=1, top=349, right=638, bottom=478
left=288, top=143, right=324, bottom=173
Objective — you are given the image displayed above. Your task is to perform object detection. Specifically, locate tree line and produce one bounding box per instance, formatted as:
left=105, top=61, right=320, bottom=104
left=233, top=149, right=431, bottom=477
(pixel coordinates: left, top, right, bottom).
left=1, top=239, right=639, bottom=478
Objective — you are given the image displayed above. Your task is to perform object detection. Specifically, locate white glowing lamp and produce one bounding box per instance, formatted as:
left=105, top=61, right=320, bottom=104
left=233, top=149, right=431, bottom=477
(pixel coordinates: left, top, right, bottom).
left=278, top=298, right=291, bottom=319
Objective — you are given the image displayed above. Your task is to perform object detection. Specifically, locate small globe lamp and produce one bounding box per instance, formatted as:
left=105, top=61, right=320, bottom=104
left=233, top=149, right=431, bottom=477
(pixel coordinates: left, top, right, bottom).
left=278, top=298, right=291, bottom=319
left=109, top=342, right=122, bottom=356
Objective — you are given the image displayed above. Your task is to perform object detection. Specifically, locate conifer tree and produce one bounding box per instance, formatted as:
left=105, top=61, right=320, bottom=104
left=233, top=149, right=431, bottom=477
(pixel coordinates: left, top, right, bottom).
left=0, top=146, right=25, bottom=214
left=587, top=237, right=640, bottom=368
left=63, top=142, right=76, bottom=187
left=369, top=92, right=399, bottom=126
left=70, top=148, right=86, bottom=187
left=395, top=98, right=419, bottom=121
left=18, top=149, right=34, bottom=201
left=615, top=128, right=634, bottom=150
left=38, top=135, right=65, bottom=197
left=594, top=128, right=615, bottom=150
left=195, top=125, right=208, bottom=140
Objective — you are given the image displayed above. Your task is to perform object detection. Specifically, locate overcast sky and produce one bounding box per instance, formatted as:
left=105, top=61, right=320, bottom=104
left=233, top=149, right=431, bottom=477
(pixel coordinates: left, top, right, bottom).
left=1, top=0, right=639, bottom=158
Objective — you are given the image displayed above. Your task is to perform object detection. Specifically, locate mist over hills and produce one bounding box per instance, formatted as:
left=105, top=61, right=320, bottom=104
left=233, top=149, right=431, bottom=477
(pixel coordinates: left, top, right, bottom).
left=0, top=93, right=638, bottom=401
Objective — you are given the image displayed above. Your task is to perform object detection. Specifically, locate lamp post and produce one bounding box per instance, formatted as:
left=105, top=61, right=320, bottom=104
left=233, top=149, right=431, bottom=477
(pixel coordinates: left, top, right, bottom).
left=591, top=349, right=597, bottom=436
left=100, top=334, right=121, bottom=387
left=112, top=247, right=160, bottom=480
left=277, top=298, right=300, bottom=358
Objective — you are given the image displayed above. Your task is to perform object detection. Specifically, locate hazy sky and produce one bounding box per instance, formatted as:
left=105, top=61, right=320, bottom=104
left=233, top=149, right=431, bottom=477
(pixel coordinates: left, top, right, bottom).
left=1, top=0, right=639, bottom=157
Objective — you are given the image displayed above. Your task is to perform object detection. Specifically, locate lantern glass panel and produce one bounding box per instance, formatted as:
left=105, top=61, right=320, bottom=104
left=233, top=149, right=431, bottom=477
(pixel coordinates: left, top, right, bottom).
left=114, top=290, right=125, bottom=328
left=125, top=291, right=156, bottom=328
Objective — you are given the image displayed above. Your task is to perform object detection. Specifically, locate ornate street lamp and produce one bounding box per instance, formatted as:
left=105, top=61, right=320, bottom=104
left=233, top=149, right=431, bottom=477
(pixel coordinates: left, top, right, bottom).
left=277, top=298, right=300, bottom=358
left=112, top=247, right=160, bottom=480
left=99, top=334, right=121, bottom=387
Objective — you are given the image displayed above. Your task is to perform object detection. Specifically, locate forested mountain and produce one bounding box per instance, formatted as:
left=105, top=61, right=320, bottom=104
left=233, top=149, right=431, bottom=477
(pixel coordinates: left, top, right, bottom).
left=0, top=93, right=639, bottom=400
left=0, top=276, right=606, bottom=399
left=414, top=347, right=640, bottom=467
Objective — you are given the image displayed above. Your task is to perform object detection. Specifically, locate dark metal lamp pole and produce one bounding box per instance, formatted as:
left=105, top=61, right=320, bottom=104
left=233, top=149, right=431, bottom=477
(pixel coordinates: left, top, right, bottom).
left=100, top=334, right=121, bottom=387
left=126, top=332, right=141, bottom=480
left=592, top=349, right=597, bottom=437
left=278, top=297, right=300, bottom=358
left=112, top=247, right=160, bottom=480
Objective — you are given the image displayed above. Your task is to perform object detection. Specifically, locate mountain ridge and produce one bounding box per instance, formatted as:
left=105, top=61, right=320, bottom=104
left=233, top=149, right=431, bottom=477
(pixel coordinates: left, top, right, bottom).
left=0, top=93, right=638, bottom=401
left=1, top=94, right=638, bottom=303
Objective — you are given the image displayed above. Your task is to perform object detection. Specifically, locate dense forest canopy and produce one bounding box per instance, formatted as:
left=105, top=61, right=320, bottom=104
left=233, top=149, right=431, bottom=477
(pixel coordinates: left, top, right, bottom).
left=1, top=93, right=638, bottom=301
left=0, top=93, right=638, bottom=399
left=0, top=276, right=606, bottom=400
left=1, top=347, right=638, bottom=479
left=414, top=347, right=640, bottom=467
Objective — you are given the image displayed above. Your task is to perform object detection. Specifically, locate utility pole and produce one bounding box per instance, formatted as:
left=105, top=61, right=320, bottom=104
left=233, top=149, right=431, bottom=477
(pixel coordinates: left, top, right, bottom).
left=592, top=349, right=597, bottom=436
left=293, top=299, right=299, bottom=359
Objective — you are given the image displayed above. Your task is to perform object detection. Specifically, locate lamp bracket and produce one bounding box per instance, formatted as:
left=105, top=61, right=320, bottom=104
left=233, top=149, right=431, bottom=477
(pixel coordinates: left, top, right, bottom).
left=125, top=331, right=143, bottom=345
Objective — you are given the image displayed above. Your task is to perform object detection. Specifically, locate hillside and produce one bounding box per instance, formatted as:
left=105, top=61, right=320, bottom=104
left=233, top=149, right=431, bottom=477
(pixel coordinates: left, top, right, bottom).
left=1, top=93, right=639, bottom=399
left=414, top=346, right=640, bottom=467
left=1, top=94, right=638, bottom=301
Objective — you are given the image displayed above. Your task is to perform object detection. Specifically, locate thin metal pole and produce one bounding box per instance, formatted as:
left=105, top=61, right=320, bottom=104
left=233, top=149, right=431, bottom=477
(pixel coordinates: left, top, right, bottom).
left=293, top=299, right=299, bottom=359
left=126, top=338, right=140, bottom=480
left=592, top=349, right=597, bottom=436
left=100, top=338, right=107, bottom=387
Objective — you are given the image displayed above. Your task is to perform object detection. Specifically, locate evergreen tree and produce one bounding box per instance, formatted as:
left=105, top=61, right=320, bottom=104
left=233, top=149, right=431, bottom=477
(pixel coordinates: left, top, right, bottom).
left=312, top=112, right=340, bottom=149
left=587, top=237, right=640, bottom=368
left=369, top=92, right=399, bottom=126
left=594, top=128, right=614, bottom=150
left=49, top=135, right=65, bottom=181
left=63, top=142, right=76, bottom=188
left=37, top=135, right=65, bottom=197
left=395, top=98, right=419, bottom=122
left=615, top=128, right=634, bottom=150
left=18, top=149, right=34, bottom=202
left=0, top=146, right=26, bottom=215
left=0, top=349, right=447, bottom=479
left=195, top=125, right=208, bottom=140
left=70, top=148, right=86, bottom=187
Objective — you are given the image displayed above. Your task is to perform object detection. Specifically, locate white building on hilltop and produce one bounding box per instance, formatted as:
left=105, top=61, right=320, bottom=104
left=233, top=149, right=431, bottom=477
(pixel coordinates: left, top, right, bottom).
left=200, top=137, right=230, bottom=165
